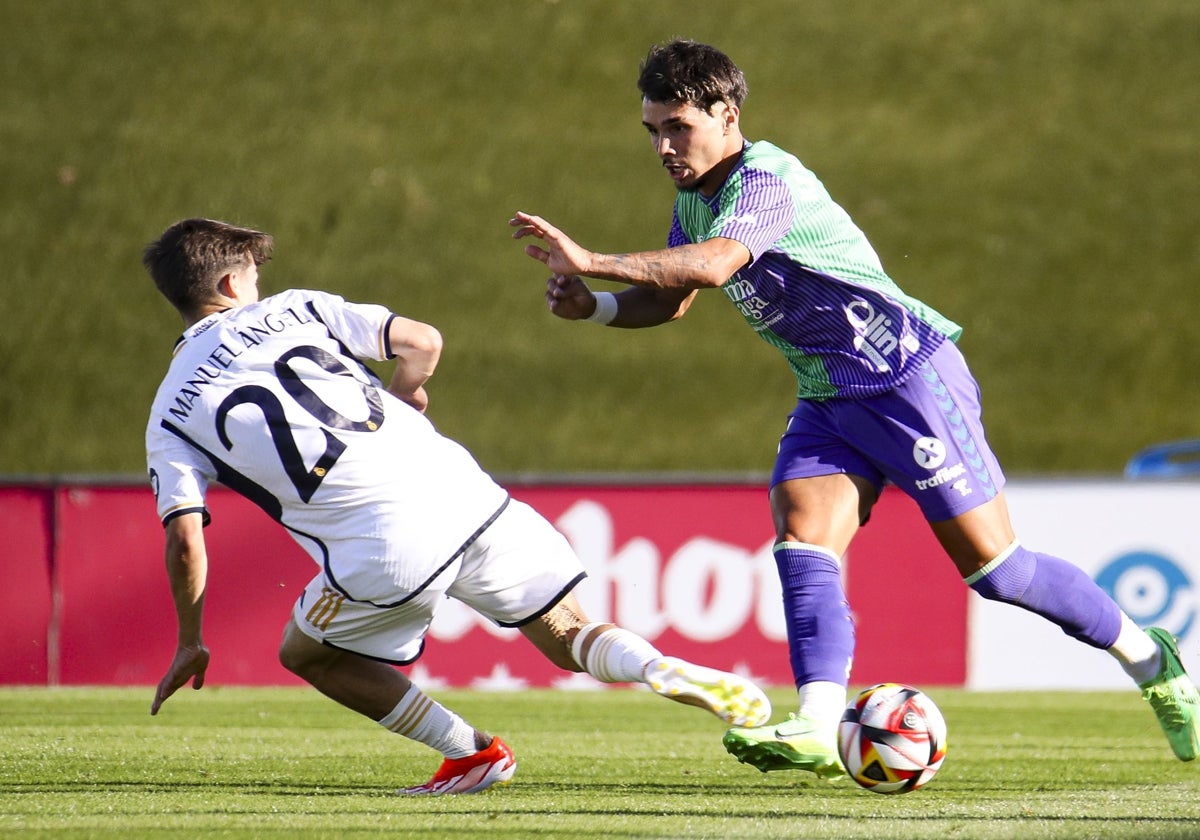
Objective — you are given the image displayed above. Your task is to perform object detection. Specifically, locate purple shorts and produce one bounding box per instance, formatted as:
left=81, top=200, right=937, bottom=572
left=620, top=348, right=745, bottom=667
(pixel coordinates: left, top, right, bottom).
left=771, top=340, right=1004, bottom=522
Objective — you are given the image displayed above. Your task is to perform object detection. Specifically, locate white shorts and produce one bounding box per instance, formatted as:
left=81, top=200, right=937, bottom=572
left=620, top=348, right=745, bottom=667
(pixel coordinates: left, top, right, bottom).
left=290, top=498, right=586, bottom=663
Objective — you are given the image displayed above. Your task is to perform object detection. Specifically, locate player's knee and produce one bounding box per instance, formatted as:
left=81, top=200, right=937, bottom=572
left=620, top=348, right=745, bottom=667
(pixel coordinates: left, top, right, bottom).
left=964, top=542, right=1033, bottom=604
left=277, top=637, right=308, bottom=676
left=278, top=621, right=328, bottom=677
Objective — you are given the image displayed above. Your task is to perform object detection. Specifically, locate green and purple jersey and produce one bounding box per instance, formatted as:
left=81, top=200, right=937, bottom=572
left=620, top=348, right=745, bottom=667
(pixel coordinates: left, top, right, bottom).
left=669, top=140, right=962, bottom=400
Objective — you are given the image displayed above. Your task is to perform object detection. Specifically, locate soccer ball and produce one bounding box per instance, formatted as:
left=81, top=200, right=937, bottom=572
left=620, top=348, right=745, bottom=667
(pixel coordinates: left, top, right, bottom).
left=837, top=683, right=947, bottom=794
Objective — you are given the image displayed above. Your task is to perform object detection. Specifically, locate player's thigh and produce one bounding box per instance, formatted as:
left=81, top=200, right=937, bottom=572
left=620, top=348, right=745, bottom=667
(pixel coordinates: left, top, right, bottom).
left=769, top=473, right=875, bottom=556
left=447, top=499, right=586, bottom=629
left=873, top=341, right=1006, bottom=521
left=772, top=399, right=885, bottom=495
left=771, top=399, right=885, bottom=552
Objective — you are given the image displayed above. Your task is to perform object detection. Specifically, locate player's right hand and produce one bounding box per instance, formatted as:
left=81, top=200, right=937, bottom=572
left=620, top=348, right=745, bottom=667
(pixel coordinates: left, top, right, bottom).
left=150, top=643, right=211, bottom=715
left=510, top=211, right=594, bottom=277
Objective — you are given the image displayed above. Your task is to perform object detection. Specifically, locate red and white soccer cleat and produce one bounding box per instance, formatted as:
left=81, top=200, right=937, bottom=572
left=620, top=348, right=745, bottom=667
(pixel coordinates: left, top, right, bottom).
left=398, top=736, right=517, bottom=795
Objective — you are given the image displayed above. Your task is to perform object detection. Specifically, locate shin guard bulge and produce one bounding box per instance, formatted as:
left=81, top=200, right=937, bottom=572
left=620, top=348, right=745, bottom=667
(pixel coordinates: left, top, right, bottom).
left=774, top=543, right=855, bottom=689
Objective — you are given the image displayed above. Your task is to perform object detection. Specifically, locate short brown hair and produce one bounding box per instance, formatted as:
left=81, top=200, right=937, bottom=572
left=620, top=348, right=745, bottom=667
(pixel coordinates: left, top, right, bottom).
left=143, top=218, right=273, bottom=313
left=637, top=39, right=748, bottom=113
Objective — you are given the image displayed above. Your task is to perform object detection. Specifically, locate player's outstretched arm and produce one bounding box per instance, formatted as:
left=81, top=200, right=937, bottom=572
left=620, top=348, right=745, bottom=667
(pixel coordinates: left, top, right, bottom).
left=151, top=512, right=211, bottom=715
left=546, top=274, right=697, bottom=328
left=511, top=211, right=750, bottom=292
left=386, top=316, right=443, bottom=413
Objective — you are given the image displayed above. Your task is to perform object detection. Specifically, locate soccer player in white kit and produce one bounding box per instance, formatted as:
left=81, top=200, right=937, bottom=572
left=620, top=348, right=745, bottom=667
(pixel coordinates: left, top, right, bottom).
left=142, top=217, right=771, bottom=795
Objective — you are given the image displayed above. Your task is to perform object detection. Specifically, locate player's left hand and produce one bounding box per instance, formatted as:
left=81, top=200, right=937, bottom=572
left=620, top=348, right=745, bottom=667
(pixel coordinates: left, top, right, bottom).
left=509, top=211, right=593, bottom=277
left=545, top=274, right=597, bottom=321
left=150, top=643, right=210, bottom=715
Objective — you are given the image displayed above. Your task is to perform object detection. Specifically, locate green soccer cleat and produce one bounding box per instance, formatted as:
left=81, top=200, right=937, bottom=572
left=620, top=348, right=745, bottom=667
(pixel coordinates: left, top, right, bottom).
left=1140, top=627, right=1200, bottom=762
left=723, top=712, right=847, bottom=780
left=645, top=657, right=771, bottom=727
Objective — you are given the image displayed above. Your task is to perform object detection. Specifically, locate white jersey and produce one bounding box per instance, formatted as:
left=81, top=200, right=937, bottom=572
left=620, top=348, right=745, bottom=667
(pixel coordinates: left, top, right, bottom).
left=146, top=289, right=509, bottom=606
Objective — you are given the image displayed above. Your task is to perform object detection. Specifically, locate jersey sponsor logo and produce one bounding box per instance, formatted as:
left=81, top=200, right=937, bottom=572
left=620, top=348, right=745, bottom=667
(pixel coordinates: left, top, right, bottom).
left=912, top=436, right=946, bottom=469
left=723, top=278, right=755, bottom=300
left=846, top=299, right=918, bottom=372
left=915, top=462, right=969, bottom=492
left=723, top=277, right=782, bottom=330
left=913, top=437, right=972, bottom=495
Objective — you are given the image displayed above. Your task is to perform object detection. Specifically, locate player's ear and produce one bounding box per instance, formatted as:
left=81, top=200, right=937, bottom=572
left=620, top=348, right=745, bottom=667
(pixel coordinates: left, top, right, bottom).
left=219, top=257, right=257, bottom=302
left=719, top=102, right=739, bottom=133
left=215, top=271, right=236, bottom=299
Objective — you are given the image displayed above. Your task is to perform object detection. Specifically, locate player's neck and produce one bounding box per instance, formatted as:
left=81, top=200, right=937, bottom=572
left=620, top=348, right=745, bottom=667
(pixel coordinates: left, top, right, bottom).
left=182, top=302, right=236, bottom=328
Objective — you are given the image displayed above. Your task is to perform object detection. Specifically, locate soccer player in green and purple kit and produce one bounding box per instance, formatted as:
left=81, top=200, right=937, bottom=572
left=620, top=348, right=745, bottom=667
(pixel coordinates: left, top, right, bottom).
left=511, top=38, right=1199, bottom=777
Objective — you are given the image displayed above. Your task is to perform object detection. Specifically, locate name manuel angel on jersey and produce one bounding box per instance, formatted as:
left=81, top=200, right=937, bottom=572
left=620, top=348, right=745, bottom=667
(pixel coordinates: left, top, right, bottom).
left=167, top=305, right=317, bottom=423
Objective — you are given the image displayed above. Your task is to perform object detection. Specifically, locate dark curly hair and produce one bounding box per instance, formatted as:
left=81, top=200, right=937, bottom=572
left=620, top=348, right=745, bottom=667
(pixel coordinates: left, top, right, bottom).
left=637, top=39, right=748, bottom=113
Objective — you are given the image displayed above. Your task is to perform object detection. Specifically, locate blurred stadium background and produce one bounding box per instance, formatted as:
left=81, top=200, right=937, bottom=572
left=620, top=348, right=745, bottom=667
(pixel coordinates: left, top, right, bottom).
left=2, top=0, right=1197, bottom=479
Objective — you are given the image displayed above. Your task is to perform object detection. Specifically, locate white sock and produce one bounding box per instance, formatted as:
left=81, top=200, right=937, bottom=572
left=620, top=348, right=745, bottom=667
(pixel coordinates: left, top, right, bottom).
left=378, top=685, right=478, bottom=758
left=571, top=623, right=663, bottom=683
left=798, top=681, right=847, bottom=732
left=1107, top=614, right=1162, bottom=685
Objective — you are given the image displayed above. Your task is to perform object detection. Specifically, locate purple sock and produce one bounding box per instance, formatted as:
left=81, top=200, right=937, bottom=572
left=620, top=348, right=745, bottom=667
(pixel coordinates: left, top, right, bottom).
left=967, top=543, right=1121, bottom=649
left=774, top=545, right=855, bottom=688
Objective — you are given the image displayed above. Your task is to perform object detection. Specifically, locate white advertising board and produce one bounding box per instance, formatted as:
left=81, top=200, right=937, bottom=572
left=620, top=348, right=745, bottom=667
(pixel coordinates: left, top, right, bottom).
left=968, top=481, right=1200, bottom=690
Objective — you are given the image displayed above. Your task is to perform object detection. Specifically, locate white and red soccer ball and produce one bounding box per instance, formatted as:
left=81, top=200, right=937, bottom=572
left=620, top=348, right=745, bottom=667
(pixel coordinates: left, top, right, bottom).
left=837, top=683, right=948, bottom=794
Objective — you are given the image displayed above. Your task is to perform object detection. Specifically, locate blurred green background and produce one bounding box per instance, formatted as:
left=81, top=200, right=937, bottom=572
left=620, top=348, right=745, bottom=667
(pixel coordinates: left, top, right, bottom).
left=3, top=0, right=1197, bottom=478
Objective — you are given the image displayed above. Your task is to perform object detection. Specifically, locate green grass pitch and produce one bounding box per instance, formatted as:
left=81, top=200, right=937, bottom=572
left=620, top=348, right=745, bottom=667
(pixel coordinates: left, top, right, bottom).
left=2, top=686, right=1198, bottom=838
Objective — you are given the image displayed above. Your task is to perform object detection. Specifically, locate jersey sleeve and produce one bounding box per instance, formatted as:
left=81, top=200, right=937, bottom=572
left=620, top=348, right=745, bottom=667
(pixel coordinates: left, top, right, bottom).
left=303, top=291, right=396, bottom=362
left=147, top=421, right=212, bottom=526
left=711, top=167, right=794, bottom=262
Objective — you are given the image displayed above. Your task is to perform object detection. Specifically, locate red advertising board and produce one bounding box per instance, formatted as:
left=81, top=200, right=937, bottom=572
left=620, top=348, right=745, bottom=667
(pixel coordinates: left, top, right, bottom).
left=51, top=485, right=309, bottom=687
left=419, top=484, right=965, bottom=690
left=0, top=486, right=54, bottom=684
left=0, top=481, right=966, bottom=689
